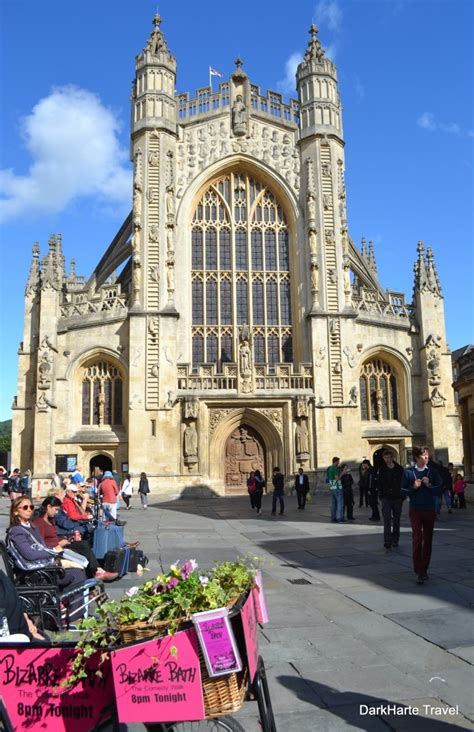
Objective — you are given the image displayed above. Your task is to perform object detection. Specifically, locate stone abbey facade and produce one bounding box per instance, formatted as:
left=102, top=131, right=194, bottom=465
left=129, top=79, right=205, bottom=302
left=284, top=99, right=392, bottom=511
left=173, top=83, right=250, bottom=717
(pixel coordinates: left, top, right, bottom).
left=12, top=16, right=462, bottom=493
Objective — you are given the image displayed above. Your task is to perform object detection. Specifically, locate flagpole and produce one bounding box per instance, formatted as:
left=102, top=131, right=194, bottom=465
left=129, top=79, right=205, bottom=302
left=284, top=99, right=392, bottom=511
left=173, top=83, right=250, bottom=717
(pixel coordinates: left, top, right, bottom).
left=209, top=66, right=212, bottom=92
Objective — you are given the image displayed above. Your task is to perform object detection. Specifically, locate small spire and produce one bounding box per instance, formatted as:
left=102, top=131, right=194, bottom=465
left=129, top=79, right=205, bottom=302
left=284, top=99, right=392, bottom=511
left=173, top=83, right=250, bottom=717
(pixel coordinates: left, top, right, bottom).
left=426, top=246, right=442, bottom=297
left=304, top=23, right=325, bottom=63
left=42, top=233, right=63, bottom=291
left=144, top=11, right=170, bottom=56
left=69, top=258, right=76, bottom=278
left=234, top=57, right=244, bottom=70
left=368, top=240, right=378, bottom=275
left=413, top=239, right=431, bottom=295
left=361, top=237, right=367, bottom=259
left=26, top=242, right=41, bottom=295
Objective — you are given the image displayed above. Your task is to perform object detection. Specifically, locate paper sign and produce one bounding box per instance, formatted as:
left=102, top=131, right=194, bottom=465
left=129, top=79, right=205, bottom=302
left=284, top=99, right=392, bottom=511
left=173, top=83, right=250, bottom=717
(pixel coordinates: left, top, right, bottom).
left=241, top=592, right=259, bottom=682
left=192, top=608, right=242, bottom=677
left=111, top=628, right=205, bottom=723
left=0, top=647, right=114, bottom=732
left=253, top=570, right=269, bottom=624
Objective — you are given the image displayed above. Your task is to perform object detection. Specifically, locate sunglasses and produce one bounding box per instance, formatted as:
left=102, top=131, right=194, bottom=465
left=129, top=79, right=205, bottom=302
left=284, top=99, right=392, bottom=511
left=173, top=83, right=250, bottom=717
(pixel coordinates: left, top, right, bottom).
left=19, top=504, right=34, bottom=510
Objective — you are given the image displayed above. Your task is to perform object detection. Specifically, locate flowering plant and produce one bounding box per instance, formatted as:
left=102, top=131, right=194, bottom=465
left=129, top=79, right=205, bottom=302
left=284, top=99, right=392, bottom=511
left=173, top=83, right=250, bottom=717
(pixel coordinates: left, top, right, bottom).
left=62, top=557, right=257, bottom=689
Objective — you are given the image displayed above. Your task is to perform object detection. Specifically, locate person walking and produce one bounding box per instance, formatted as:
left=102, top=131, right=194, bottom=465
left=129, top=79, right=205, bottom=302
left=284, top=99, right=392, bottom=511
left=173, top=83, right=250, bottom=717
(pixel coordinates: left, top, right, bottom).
left=8, top=469, right=22, bottom=501
left=271, top=467, right=285, bottom=516
left=377, top=450, right=404, bottom=549
left=247, top=471, right=257, bottom=510
left=401, top=445, right=442, bottom=585
left=340, top=464, right=355, bottom=521
left=360, top=460, right=379, bottom=520
left=294, top=467, right=310, bottom=510
left=453, top=473, right=467, bottom=509
left=138, top=472, right=150, bottom=509
left=358, top=461, right=370, bottom=507
left=437, top=460, right=453, bottom=514
left=99, top=471, right=119, bottom=520
left=253, top=470, right=265, bottom=516
left=328, top=457, right=343, bottom=523
left=121, top=473, right=134, bottom=510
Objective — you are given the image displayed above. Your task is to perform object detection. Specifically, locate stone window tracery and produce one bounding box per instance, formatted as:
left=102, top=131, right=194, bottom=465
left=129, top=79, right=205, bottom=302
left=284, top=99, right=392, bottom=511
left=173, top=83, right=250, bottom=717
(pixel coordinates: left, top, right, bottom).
left=359, top=358, right=399, bottom=421
left=191, top=172, right=292, bottom=369
left=81, top=360, right=123, bottom=427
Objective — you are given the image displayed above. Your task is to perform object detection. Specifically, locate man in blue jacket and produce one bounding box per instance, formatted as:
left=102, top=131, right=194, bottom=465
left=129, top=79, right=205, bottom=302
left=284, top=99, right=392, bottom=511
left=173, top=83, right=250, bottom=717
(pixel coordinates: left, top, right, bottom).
left=401, top=446, right=442, bottom=585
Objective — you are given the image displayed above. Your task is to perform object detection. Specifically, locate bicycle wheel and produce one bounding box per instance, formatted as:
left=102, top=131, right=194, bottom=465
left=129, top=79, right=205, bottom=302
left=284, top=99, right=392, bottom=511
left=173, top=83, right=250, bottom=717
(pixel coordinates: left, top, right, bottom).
left=146, top=717, right=245, bottom=732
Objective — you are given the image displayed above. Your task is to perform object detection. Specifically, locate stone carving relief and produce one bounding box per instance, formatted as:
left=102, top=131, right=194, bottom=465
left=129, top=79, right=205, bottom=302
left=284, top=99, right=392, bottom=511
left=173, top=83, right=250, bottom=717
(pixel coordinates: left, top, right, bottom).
left=260, top=408, right=283, bottom=433
left=310, top=264, right=319, bottom=306
left=165, top=185, right=175, bottom=226
left=430, top=387, right=446, bottom=408
left=183, top=397, right=199, bottom=420
left=149, top=225, right=159, bottom=243
left=238, top=327, right=253, bottom=394
left=148, top=317, right=159, bottom=343
left=425, top=334, right=442, bottom=385
left=176, top=119, right=299, bottom=194
left=343, top=346, right=355, bottom=368
left=166, top=255, right=175, bottom=302
left=315, top=345, right=326, bottom=367
left=133, top=148, right=143, bottom=229
left=164, top=390, right=176, bottom=410
left=294, top=396, right=309, bottom=418
left=36, top=393, right=56, bottom=412
left=150, top=362, right=159, bottom=378
left=131, top=347, right=143, bottom=367
left=38, top=350, right=52, bottom=389
left=209, top=408, right=235, bottom=435
left=148, top=151, right=159, bottom=167
left=348, top=385, right=358, bottom=406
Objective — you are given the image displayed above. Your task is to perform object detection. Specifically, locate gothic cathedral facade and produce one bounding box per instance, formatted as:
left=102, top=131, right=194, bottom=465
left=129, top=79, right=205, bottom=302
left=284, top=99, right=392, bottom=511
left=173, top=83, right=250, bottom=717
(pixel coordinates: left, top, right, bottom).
left=12, top=17, right=462, bottom=493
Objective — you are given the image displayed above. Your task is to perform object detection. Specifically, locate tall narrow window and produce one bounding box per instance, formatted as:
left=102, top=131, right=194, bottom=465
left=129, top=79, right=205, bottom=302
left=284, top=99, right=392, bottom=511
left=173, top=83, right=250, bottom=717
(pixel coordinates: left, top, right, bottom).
left=207, top=333, right=218, bottom=363
left=206, top=280, right=217, bottom=324
left=81, top=360, right=123, bottom=427
left=191, top=173, right=292, bottom=370
left=360, top=358, right=400, bottom=422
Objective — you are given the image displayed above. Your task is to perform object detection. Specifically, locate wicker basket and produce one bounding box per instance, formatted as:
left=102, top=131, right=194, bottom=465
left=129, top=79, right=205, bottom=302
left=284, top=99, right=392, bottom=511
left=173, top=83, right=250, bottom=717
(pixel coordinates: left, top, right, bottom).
left=118, top=594, right=249, bottom=718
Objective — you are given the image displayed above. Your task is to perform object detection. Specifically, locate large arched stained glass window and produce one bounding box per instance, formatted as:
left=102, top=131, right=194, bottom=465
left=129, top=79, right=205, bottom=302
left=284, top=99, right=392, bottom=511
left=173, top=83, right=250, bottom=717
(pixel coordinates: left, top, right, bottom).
left=191, top=172, right=292, bottom=370
left=81, top=360, right=123, bottom=426
left=360, top=358, right=399, bottom=421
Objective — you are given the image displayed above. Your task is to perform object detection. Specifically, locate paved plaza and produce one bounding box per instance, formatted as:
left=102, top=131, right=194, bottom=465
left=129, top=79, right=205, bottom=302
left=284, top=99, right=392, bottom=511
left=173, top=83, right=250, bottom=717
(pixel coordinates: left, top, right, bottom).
left=1, top=490, right=473, bottom=730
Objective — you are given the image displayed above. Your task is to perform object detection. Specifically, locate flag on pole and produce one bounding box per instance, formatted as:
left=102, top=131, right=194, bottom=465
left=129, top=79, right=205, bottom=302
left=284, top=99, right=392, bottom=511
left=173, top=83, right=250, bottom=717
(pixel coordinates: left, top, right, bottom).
left=209, top=66, right=223, bottom=77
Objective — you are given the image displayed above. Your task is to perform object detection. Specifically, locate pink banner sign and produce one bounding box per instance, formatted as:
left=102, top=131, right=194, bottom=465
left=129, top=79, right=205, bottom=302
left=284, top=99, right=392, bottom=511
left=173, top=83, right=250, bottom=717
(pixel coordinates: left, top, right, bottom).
left=192, top=607, right=242, bottom=677
left=0, top=646, right=114, bottom=732
left=241, top=592, right=259, bottom=682
left=111, top=628, right=205, bottom=723
left=253, top=570, right=269, bottom=624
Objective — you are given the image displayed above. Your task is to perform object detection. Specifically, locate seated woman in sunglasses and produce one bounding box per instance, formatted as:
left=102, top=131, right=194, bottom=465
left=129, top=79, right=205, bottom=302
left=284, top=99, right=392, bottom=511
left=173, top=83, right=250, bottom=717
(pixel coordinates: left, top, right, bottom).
left=6, top=497, right=86, bottom=620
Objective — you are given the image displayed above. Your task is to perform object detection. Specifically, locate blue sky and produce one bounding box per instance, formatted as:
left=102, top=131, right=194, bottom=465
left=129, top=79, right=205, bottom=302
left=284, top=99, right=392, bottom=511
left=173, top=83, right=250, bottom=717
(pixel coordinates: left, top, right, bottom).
left=0, top=0, right=473, bottom=421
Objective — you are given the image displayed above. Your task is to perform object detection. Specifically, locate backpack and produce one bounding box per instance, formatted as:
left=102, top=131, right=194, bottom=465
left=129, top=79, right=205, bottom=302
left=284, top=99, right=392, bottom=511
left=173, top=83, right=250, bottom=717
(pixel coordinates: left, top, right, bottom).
left=248, top=479, right=256, bottom=493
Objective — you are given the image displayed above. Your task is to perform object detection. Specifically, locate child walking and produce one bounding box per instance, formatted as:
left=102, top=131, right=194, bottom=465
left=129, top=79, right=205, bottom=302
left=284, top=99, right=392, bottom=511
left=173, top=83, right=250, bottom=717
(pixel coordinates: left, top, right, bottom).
left=454, top=473, right=467, bottom=509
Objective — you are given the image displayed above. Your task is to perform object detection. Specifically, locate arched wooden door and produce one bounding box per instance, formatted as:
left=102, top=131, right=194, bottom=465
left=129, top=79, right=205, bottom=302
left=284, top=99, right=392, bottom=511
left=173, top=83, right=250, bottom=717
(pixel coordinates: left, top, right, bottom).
left=225, top=425, right=266, bottom=494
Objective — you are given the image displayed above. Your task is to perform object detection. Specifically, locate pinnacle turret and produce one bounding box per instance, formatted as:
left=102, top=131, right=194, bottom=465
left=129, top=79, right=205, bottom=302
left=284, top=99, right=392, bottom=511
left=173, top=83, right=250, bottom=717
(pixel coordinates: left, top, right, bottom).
left=368, top=240, right=378, bottom=276
left=413, top=240, right=442, bottom=298
left=26, top=242, right=41, bottom=295
left=304, top=24, right=325, bottom=63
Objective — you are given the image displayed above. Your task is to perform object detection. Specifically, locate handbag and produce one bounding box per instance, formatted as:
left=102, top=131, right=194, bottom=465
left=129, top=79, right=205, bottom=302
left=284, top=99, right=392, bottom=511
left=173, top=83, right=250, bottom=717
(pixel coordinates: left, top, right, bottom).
left=60, top=548, right=89, bottom=569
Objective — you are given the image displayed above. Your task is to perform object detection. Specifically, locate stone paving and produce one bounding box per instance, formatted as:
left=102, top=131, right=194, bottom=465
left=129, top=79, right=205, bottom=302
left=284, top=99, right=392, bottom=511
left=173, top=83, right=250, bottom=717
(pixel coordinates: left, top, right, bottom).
left=1, top=490, right=473, bottom=731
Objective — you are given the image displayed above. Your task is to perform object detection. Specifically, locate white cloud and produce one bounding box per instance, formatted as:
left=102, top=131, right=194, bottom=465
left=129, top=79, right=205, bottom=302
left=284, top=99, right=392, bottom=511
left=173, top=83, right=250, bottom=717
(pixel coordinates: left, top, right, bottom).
left=417, top=112, right=437, bottom=131
left=324, top=42, right=338, bottom=62
left=0, top=86, right=131, bottom=223
left=277, top=52, right=303, bottom=95
left=417, top=112, right=467, bottom=137
left=315, top=0, right=343, bottom=32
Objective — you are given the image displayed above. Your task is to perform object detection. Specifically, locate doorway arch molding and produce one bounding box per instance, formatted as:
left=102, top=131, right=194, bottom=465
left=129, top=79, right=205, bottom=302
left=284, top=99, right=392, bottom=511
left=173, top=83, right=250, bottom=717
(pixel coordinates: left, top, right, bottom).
left=209, top=407, right=283, bottom=484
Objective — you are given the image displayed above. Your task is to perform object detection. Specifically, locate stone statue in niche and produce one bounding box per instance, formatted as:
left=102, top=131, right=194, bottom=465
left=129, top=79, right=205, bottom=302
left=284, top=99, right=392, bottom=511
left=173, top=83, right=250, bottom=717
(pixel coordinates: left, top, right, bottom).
left=38, top=351, right=52, bottom=388
left=311, top=265, right=319, bottom=295
left=165, top=185, right=174, bottom=225
left=184, top=422, right=198, bottom=459
left=97, top=385, right=105, bottom=426
left=295, top=420, right=309, bottom=456
left=239, top=339, right=251, bottom=375
left=166, top=227, right=174, bottom=255
left=309, top=229, right=318, bottom=256
left=166, top=256, right=175, bottom=297
left=232, top=94, right=247, bottom=136
left=149, top=225, right=159, bottom=243
left=307, top=192, right=316, bottom=221
left=132, top=254, right=141, bottom=304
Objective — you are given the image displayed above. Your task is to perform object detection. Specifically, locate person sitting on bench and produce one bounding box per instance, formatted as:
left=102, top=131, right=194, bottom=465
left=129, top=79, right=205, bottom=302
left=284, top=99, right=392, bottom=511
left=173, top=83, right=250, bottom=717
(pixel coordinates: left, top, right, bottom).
left=33, top=497, right=118, bottom=582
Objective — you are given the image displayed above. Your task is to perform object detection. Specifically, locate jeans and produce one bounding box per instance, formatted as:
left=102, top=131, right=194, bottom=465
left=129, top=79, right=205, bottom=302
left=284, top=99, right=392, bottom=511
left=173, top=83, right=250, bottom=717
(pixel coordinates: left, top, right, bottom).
left=442, top=490, right=452, bottom=509
left=369, top=491, right=380, bottom=520
left=409, top=509, right=435, bottom=574
left=272, top=490, right=285, bottom=514
left=381, top=498, right=403, bottom=546
left=103, top=502, right=117, bottom=519
left=331, top=489, right=344, bottom=521
left=343, top=490, right=354, bottom=520
left=139, top=492, right=148, bottom=507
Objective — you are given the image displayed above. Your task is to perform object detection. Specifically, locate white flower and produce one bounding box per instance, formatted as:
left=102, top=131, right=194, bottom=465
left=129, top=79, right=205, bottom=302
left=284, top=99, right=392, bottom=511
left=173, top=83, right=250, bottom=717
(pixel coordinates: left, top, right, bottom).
left=199, top=575, right=209, bottom=587
left=126, top=586, right=139, bottom=597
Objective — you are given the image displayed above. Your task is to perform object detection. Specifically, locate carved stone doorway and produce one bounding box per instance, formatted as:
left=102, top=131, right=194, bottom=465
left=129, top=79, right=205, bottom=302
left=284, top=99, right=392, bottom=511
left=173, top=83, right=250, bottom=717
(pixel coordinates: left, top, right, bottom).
left=89, top=454, right=113, bottom=476
left=225, top=425, right=265, bottom=494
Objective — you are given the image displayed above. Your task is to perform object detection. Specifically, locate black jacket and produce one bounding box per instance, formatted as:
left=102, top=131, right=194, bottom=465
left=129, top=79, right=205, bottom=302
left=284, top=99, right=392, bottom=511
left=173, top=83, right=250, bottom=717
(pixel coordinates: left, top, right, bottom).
left=272, top=472, right=284, bottom=492
left=376, top=462, right=404, bottom=500
left=294, top=474, right=309, bottom=492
